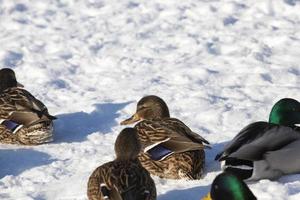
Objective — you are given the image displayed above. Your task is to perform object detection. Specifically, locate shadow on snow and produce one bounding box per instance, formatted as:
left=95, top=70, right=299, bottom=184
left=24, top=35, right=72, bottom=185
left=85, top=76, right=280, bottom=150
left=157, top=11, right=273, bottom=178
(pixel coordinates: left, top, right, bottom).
left=53, top=102, right=131, bottom=143
left=204, top=141, right=227, bottom=174
left=158, top=185, right=210, bottom=200
left=0, top=148, right=55, bottom=178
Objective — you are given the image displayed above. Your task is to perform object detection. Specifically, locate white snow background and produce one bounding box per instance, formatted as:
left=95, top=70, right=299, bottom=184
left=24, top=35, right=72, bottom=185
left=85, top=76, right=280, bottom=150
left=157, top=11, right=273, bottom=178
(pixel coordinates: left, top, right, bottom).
left=1, top=0, right=300, bottom=199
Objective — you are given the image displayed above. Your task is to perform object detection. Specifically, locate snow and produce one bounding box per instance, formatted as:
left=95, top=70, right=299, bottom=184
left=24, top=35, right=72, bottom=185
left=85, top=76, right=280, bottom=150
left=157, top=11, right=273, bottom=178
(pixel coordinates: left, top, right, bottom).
left=0, top=0, right=300, bottom=199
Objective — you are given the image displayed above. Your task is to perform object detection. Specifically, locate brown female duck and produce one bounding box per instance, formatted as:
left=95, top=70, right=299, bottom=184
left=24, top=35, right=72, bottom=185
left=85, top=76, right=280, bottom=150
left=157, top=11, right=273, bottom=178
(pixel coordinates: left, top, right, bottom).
left=121, top=95, right=210, bottom=180
left=0, top=68, right=56, bottom=145
left=87, top=128, right=156, bottom=200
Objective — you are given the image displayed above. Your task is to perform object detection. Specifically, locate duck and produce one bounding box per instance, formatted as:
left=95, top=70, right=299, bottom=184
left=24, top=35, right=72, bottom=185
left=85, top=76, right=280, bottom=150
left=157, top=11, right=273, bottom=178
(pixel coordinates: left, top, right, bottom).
left=120, top=95, right=210, bottom=180
left=0, top=68, right=56, bottom=145
left=215, top=98, right=300, bottom=180
left=201, top=172, right=257, bottom=200
left=87, top=127, right=156, bottom=200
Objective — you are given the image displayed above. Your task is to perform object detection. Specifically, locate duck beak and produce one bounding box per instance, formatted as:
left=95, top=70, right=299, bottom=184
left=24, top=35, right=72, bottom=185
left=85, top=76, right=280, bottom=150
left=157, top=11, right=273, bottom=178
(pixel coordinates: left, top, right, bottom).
left=120, top=113, right=141, bottom=125
left=201, top=193, right=212, bottom=200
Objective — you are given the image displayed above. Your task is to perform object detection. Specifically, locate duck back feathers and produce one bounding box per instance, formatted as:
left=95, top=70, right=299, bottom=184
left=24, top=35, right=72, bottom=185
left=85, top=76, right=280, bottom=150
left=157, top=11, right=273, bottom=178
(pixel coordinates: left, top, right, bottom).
left=215, top=121, right=300, bottom=161
left=136, top=118, right=209, bottom=153
left=0, top=87, right=55, bottom=144
left=87, top=128, right=156, bottom=200
left=134, top=118, right=208, bottom=179
left=87, top=160, right=156, bottom=200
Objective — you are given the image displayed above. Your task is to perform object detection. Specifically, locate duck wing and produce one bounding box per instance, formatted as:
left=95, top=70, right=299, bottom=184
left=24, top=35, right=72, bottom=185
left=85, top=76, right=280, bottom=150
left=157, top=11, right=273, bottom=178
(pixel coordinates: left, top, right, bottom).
left=164, top=118, right=210, bottom=144
left=135, top=118, right=209, bottom=161
left=249, top=139, right=300, bottom=180
left=0, top=88, right=56, bottom=126
left=216, top=121, right=300, bottom=161
left=87, top=162, right=117, bottom=200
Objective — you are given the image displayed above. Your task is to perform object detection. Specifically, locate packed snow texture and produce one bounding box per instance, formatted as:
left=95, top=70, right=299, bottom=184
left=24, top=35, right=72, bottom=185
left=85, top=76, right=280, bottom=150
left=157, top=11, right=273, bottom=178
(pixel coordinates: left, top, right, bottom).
left=0, top=0, right=300, bottom=199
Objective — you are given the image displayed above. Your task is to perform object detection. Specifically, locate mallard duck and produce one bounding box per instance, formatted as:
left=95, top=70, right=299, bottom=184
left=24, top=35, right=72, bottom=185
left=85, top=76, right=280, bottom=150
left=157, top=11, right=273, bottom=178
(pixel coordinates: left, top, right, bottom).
left=201, top=172, right=256, bottom=200
left=215, top=98, right=300, bottom=180
left=120, top=95, right=210, bottom=180
left=0, top=68, right=56, bottom=145
left=87, top=128, right=156, bottom=200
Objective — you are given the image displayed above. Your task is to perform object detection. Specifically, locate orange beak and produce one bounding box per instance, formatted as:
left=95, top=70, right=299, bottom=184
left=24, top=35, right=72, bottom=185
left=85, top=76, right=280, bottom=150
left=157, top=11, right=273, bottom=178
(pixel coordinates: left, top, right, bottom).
left=120, top=113, right=141, bottom=125
left=201, top=193, right=212, bottom=200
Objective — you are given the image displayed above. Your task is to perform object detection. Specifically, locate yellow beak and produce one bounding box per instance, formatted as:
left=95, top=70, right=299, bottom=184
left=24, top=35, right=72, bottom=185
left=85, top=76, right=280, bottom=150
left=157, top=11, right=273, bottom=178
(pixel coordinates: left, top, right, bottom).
left=201, top=193, right=212, bottom=200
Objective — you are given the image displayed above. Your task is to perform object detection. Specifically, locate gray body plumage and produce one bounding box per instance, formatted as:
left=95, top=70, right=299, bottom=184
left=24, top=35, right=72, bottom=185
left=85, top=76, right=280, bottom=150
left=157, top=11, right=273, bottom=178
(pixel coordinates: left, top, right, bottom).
left=216, top=121, right=300, bottom=180
left=252, top=139, right=300, bottom=180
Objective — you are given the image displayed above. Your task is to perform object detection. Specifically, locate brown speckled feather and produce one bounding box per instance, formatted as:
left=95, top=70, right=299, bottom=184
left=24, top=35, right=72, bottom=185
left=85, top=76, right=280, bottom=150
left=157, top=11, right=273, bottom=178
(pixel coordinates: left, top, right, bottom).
left=87, top=159, right=156, bottom=200
left=0, top=87, right=54, bottom=145
left=136, top=118, right=208, bottom=146
left=138, top=149, right=204, bottom=179
left=135, top=118, right=207, bottom=179
left=0, top=87, right=48, bottom=114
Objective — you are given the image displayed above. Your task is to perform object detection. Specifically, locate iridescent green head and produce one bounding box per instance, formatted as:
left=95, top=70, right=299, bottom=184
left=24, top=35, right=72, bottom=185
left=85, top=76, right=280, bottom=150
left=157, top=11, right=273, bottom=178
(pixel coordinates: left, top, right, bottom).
left=209, top=172, right=256, bottom=200
left=269, top=98, right=300, bottom=127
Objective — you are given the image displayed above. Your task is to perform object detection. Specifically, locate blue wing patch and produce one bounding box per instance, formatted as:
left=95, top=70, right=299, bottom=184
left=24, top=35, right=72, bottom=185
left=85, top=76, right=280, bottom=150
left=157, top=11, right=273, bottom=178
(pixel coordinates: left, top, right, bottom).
left=146, top=144, right=173, bottom=161
left=1, top=120, right=23, bottom=133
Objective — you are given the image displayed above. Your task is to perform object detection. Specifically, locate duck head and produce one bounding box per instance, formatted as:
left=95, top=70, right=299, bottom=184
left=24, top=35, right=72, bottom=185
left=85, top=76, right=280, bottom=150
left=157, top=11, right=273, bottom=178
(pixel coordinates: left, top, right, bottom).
left=202, top=172, right=256, bottom=200
left=269, top=98, right=300, bottom=127
left=114, top=128, right=141, bottom=161
left=0, top=68, right=23, bottom=93
left=120, top=95, right=170, bottom=125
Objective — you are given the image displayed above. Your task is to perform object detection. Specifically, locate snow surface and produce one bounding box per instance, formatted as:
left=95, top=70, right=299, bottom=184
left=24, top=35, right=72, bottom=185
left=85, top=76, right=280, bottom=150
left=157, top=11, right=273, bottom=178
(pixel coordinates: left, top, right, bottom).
left=0, top=0, right=300, bottom=199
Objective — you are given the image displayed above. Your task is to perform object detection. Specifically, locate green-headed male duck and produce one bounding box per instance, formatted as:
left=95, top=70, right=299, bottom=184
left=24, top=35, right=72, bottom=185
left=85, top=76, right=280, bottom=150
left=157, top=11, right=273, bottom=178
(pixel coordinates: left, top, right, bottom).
left=120, top=95, right=210, bottom=180
left=215, top=98, right=300, bottom=180
left=202, top=172, right=256, bottom=200
left=87, top=128, right=156, bottom=200
left=0, top=68, right=56, bottom=145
